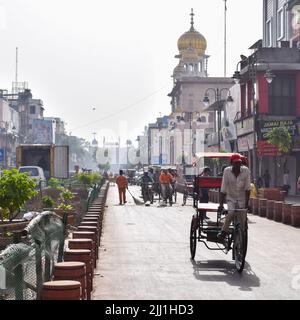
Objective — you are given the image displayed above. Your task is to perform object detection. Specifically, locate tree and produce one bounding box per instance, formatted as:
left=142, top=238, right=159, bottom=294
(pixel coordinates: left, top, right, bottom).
left=56, top=133, right=96, bottom=170
left=266, top=127, right=292, bottom=154
left=0, top=169, right=38, bottom=221
left=266, top=127, right=292, bottom=181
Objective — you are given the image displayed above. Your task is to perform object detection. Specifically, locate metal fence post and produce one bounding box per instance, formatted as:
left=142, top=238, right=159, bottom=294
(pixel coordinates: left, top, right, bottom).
left=13, top=232, right=24, bottom=300
left=35, top=241, right=43, bottom=300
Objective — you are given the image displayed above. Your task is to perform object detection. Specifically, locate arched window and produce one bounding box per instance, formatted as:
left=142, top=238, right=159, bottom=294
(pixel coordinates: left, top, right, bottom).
left=200, top=116, right=206, bottom=123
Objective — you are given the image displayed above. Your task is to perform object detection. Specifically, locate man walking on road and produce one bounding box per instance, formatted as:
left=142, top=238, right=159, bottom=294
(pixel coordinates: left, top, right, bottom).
left=217, top=154, right=251, bottom=240
left=159, top=169, right=173, bottom=206
left=116, top=170, right=128, bottom=205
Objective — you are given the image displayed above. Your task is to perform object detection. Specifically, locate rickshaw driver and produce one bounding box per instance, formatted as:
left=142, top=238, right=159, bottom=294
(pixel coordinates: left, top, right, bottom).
left=217, top=153, right=251, bottom=240
left=141, top=171, right=154, bottom=203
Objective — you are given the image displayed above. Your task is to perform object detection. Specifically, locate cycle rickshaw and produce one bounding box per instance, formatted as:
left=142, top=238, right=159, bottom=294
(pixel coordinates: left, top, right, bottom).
left=189, top=152, right=248, bottom=273
left=182, top=177, right=195, bottom=206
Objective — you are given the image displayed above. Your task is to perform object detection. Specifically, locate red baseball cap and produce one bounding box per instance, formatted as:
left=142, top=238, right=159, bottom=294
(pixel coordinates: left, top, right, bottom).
left=230, top=153, right=242, bottom=163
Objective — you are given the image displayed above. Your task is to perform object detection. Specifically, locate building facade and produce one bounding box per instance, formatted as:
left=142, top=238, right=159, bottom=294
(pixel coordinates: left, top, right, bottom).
left=263, top=0, right=300, bottom=48
left=234, top=45, right=300, bottom=194
left=0, top=92, right=19, bottom=168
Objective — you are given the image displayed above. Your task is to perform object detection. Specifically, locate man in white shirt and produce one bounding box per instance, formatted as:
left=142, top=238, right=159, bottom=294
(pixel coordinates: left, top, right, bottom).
left=217, top=154, right=251, bottom=240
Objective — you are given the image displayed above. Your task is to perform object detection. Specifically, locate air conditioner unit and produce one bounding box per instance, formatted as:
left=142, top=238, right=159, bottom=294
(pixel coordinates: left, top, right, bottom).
left=280, top=41, right=290, bottom=48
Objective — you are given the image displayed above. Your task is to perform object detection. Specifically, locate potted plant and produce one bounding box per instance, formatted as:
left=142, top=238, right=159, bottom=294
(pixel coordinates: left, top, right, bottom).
left=47, top=177, right=63, bottom=190
left=0, top=169, right=38, bottom=247
left=54, top=188, right=75, bottom=225
left=42, top=195, right=55, bottom=210
left=0, top=169, right=38, bottom=222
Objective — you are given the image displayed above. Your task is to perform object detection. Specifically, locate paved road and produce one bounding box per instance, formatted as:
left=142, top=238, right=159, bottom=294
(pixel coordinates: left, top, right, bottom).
left=93, top=185, right=300, bottom=300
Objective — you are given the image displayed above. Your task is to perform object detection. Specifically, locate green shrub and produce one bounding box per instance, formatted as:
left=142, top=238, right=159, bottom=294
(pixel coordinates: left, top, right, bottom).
left=57, top=188, right=74, bottom=210
left=42, top=195, right=55, bottom=208
left=0, top=169, right=38, bottom=221
left=75, top=172, right=93, bottom=188
left=48, top=177, right=63, bottom=189
left=91, top=172, right=102, bottom=185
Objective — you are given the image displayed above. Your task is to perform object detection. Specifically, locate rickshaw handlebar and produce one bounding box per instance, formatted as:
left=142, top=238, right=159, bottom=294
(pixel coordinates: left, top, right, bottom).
left=218, top=207, right=249, bottom=215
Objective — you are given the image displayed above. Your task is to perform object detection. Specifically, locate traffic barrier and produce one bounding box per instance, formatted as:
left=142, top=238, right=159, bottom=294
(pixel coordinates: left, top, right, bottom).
left=41, top=280, right=81, bottom=300
left=53, top=262, right=87, bottom=300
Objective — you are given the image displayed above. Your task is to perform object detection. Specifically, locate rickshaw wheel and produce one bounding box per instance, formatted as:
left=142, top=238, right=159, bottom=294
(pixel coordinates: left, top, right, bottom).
left=190, top=217, right=197, bottom=259
left=233, top=226, right=247, bottom=273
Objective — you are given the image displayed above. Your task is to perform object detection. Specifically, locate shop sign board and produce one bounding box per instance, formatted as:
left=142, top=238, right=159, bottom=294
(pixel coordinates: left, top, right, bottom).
left=257, top=140, right=280, bottom=157
left=237, top=133, right=254, bottom=152
left=258, top=119, right=298, bottom=140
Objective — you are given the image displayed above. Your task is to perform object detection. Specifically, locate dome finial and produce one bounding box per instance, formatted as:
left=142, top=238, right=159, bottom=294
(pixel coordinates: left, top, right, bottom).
left=190, top=8, right=195, bottom=31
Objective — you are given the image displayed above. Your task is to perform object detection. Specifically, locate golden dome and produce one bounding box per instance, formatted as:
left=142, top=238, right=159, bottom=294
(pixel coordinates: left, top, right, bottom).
left=178, top=29, right=207, bottom=56
left=177, top=9, right=207, bottom=56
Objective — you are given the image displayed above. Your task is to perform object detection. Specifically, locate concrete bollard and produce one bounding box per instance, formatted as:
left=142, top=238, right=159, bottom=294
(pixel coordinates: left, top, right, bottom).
left=73, top=231, right=98, bottom=268
left=282, top=203, right=293, bottom=225
left=266, top=200, right=275, bottom=220
left=273, top=201, right=283, bottom=222
left=53, top=262, right=87, bottom=300
left=252, top=198, right=259, bottom=215
left=258, top=198, right=267, bottom=217
left=64, top=249, right=93, bottom=300
left=41, top=280, right=81, bottom=300
left=291, top=205, right=300, bottom=227
left=77, top=225, right=100, bottom=248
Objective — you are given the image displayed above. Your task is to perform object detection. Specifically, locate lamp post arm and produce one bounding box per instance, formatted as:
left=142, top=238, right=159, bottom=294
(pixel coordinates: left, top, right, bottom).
left=204, top=88, right=218, bottom=102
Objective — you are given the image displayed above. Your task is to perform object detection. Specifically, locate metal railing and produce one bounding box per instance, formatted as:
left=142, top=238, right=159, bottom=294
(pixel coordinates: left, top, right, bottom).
left=0, top=211, right=65, bottom=300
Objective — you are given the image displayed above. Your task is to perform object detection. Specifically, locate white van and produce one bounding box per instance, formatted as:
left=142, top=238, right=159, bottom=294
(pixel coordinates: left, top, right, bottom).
left=18, top=166, right=47, bottom=189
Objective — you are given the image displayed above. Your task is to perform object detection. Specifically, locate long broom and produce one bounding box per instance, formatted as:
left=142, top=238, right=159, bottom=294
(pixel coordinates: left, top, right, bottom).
left=127, top=187, right=144, bottom=205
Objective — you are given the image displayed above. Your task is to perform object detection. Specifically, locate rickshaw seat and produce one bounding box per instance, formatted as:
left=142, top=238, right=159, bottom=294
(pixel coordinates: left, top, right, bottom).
left=194, top=176, right=222, bottom=188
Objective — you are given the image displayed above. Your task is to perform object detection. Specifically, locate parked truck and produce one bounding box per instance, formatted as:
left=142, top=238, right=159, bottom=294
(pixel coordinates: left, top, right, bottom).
left=16, top=144, right=69, bottom=179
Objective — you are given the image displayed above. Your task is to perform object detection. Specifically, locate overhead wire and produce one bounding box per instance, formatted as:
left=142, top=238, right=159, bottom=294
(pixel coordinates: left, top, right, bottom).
left=70, top=82, right=170, bottom=132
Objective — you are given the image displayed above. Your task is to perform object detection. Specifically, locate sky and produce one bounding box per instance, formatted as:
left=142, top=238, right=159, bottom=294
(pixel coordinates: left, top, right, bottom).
left=0, top=0, right=263, bottom=147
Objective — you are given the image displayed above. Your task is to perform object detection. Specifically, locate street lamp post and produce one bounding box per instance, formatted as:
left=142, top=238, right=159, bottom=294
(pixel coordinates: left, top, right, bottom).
left=203, top=88, right=234, bottom=151
left=175, top=112, right=201, bottom=173
left=232, top=55, right=275, bottom=183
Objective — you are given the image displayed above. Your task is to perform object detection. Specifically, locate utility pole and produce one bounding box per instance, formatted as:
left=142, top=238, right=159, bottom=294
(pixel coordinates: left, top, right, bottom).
left=224, top=0, right=227, bottom=77
left=15, top=47, right=18, bottom=83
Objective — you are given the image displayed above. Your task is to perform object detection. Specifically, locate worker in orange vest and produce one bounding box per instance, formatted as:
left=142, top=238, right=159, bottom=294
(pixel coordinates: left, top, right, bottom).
left=116, top=170, right=128, bottom=205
